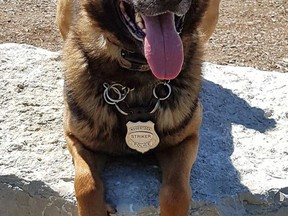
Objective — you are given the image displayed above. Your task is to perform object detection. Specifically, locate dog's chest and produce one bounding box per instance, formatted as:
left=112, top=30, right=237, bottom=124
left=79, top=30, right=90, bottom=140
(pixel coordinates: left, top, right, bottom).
left=90, top=83, right=169, bottom=153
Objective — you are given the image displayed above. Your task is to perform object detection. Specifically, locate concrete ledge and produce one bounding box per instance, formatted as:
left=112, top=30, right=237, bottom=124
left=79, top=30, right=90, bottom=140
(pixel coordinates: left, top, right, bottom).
left=0, top=44, right=287, bottom=215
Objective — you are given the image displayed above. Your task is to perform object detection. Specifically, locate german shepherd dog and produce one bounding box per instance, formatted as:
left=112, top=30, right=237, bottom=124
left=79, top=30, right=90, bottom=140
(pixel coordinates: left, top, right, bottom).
left=57, top=0, right=220, bottom=215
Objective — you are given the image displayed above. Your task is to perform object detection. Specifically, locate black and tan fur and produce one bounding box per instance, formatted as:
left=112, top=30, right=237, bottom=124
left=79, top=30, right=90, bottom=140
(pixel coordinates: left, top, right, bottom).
left=57, top=0, right=220, bottom=215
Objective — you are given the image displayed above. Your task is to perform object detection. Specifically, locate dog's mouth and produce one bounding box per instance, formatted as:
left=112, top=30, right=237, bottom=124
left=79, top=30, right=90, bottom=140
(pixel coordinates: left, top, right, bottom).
left=119, top=1, right=185, bottom=41
left=118, top=0, right=185, bottom=80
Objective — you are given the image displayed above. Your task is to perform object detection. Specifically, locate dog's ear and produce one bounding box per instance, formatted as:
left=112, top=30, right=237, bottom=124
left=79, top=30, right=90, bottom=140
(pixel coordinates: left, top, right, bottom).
left=57, top=0, right=81, bottom=40
left=198, top=0, right=221, bottom=42
left=57, top=0, right=73, bottom=40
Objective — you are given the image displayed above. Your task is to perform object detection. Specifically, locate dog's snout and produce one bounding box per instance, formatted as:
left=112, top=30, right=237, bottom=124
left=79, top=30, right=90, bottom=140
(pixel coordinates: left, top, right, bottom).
left=164, top=0, right=182, bottom=5
left=133, top=0, right=189, bottom=16
left=163, top=0, right=182, bottom=7
left=162, top=0, right=182, bottom=12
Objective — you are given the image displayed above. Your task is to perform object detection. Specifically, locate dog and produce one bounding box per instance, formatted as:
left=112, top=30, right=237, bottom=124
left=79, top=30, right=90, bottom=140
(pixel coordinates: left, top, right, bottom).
left=57, top=0, right=220, bottom=215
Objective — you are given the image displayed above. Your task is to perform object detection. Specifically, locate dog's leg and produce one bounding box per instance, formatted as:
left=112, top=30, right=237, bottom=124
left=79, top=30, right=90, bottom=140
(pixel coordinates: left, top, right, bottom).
left=156, top=104, right=202, bottom=216
left=156, top=136, right=199, bottom=216
left=66, top=134, right=115, bottom=216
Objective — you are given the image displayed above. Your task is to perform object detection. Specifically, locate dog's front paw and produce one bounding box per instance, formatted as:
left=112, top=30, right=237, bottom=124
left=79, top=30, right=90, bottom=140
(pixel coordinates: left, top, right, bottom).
left=106, top=204, right=117, bottom=215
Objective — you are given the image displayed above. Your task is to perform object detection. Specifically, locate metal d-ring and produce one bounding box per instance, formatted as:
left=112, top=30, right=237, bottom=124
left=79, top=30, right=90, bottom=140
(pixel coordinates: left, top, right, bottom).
left=103, top=83, right=130, bottom=105
left=153, top=81, right=172, bottom=101
left=150, top=81, right=172, bottom=114
left=103, top=81, right=172, bottom=115
left=149, top=100, right=160, bottom=114
left=103, top=83, right=133, bottom=115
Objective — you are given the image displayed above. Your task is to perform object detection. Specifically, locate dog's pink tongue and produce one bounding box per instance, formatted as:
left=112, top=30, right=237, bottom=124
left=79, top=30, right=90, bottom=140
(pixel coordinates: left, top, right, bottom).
left=142, top=13, right=183, bottom=80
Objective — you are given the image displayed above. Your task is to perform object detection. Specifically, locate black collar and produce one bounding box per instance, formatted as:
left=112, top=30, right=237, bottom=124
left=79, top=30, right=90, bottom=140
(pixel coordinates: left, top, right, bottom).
left=119, top=49, right=150, bottom=71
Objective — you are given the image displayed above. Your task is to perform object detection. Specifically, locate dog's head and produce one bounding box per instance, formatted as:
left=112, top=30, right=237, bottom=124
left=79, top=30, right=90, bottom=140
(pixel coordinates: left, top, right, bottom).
left=82, top=0, right=208, bottom=80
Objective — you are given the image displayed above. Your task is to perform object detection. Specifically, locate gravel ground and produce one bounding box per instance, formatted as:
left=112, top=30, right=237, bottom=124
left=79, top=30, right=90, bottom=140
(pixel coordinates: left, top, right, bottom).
left=0, top=0, right=287, bottom=72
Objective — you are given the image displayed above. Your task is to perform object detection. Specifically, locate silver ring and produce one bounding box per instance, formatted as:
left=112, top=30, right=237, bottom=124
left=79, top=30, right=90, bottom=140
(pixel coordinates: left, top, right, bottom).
left=115, top=103, right=129, bottom=115
left=150, top=100, right=160, bottom=114
left=153, top=82, right=172, bottom=101
left=103, top=83, right=128, bottom=104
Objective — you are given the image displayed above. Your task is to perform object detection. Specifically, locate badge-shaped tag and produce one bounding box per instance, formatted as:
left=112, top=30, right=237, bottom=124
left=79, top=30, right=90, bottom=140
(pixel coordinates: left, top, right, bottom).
left=125, top=121, right=160, bottom=153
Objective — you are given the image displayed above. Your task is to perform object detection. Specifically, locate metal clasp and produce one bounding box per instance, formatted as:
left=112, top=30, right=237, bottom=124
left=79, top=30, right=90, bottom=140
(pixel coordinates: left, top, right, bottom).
left=103, top=83, right=134, bottom=115
left=150, top=81, right=171, bottom=114
left=103, top=80, right=172, bottom=115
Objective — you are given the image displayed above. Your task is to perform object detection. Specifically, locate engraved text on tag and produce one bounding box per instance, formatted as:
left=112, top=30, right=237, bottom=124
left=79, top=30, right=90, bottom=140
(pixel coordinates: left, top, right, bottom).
left=125, top=121, right=160, bottom=153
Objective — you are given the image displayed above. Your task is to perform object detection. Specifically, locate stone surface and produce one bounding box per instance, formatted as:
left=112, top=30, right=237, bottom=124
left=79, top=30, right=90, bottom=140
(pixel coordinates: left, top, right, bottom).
left=0, top=43, right=287, bottom=215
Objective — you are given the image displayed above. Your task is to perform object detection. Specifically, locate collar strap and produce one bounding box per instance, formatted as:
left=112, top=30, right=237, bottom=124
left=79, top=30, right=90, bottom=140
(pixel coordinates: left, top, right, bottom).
left=119, top=49, right=150, bottom=71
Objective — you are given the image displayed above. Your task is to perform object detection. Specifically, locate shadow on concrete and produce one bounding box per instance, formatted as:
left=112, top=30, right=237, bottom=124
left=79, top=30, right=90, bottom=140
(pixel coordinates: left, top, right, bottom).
left=102, top=79, right=276, bottom=212
left=191, top=79, right=276, bottom=201
left=103, top=154, right=161, bottom=213
left=0, top=174, right=58, bottom=197
left=0, top=174, right=77, bottom=216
